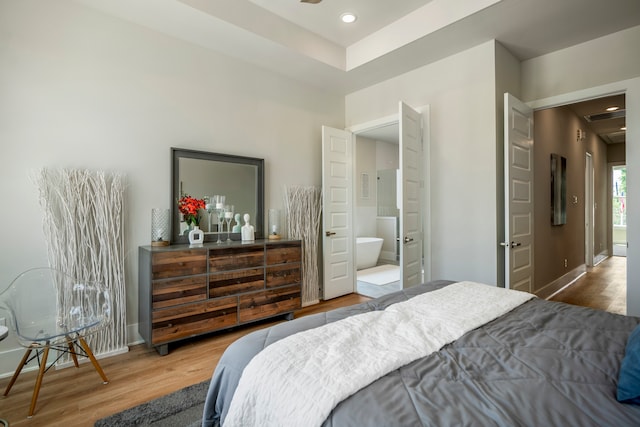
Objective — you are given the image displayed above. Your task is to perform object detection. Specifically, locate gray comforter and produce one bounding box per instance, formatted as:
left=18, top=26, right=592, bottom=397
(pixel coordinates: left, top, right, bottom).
left=203, top=280, right=640, bottom=426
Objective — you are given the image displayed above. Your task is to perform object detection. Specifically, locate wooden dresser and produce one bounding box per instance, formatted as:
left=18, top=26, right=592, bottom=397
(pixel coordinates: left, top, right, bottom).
left=138, top=239, right=302, bottom=355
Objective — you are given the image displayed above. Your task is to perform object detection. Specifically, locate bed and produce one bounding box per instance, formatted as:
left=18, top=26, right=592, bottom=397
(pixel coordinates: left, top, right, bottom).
left=202, top=280, right=640, bottom=427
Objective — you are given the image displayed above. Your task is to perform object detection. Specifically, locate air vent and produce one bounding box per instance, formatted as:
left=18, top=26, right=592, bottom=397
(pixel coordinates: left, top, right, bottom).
left=584, top=109, right=626, bottom=122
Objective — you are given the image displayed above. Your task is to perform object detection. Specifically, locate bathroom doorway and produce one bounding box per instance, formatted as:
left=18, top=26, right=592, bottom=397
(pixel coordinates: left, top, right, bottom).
left=351, top=103, right=424, bottom=298
left=322, top=103, right=425, bottom=300
left=354, top=124, right=402, bottom=298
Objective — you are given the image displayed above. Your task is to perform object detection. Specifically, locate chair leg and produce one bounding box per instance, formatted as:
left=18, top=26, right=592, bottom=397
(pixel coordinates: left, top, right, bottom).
left=77, top=336, right=109, bottom=384
left=4, top=348, right=32, bottom=396
left=28, top=345, right=50, bottom=418
left=65, top=335, right=80, bottom=368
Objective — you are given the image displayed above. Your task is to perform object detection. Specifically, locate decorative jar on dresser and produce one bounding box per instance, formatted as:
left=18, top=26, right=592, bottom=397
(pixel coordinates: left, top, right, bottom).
left=138, top=239, right=302, bottom=355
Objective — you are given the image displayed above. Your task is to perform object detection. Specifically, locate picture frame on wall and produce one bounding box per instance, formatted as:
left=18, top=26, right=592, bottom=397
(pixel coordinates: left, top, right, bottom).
left=550, top=153, right=567, bottom=225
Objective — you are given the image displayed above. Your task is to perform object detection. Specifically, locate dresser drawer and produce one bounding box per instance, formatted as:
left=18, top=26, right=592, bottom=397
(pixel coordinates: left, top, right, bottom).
left=209, top=268, right=264, bottom=297
left=266, top=243, right=301, bottom=265
left=152, top=275, right=207, bottom=309
left=152, top=250, right=207, bottom=280
left=266, top=263, right=301, bottom=289
left=151, top=296, right=237, bottom=344
left=209, top=246, right=264, bottom=272
left=238, top=285, right=301, bottom=323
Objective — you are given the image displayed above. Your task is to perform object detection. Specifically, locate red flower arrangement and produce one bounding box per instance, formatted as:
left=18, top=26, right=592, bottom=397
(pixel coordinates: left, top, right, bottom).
left=178, top=195, right=206, bottom=226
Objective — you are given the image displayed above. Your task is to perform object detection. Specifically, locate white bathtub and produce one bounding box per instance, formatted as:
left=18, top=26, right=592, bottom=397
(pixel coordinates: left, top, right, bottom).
left=356, top=237, right=384, bottom=270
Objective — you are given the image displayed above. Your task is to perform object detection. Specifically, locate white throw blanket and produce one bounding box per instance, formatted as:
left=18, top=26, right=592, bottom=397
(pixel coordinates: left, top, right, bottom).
left=224, top=281, right=534, bottom=427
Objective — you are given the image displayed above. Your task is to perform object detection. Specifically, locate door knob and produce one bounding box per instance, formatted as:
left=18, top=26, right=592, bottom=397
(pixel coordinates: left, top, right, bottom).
left=500, top=241, right=521, bottom=248
left=403, top=236, right=414, bottom=243
left=325, top=231, right=336, bottom=236
left=500, top=242, right=522, bottom=248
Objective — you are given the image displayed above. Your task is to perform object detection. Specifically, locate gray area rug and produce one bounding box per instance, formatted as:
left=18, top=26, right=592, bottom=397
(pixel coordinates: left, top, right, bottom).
left=95, top=380, right=209, bottom=427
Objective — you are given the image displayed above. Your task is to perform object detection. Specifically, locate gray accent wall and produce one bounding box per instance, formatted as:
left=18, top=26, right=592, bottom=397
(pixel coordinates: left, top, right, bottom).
left=533, top=106, right=609, bottom=294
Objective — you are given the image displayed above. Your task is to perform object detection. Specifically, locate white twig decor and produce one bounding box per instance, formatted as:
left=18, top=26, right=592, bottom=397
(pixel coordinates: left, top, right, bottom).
left=284, top=185, right=322, bottom=306
left=35, top=168, right=127, bottom=361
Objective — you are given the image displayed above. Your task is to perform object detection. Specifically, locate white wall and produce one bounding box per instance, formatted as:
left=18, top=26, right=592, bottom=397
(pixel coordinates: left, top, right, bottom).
left=355, top=136, right=377, bottom=237
left=0, top=0, right=344, bottom=374
left=522, top=26, right=640, bottom=102
left=346, top=41, right=500, bottom=285
left=376, top=140, right=399, bottom=171
left=521, top=25, right=640, bottom=315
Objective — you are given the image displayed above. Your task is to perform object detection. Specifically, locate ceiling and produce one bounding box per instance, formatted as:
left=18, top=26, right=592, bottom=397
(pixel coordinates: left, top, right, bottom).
left=568, top=95, right=626, bottom=145
left=74, top=0, right=640, bottom=94
left=358, top=123, right=400, bottom=145
left=247, top=0, right=433, bottom=47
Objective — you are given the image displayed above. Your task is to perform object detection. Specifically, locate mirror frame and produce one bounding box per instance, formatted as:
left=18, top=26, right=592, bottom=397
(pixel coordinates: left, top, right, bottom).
left=171, top=147, right=264, bottom=244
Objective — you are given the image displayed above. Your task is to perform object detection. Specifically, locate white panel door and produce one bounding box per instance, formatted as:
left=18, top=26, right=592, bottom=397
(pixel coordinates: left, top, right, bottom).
left=399, top=102, right=423, bottom=288
left=503, top=93, right=534, bottom=292
left=322, top=126, right=355, bottom=299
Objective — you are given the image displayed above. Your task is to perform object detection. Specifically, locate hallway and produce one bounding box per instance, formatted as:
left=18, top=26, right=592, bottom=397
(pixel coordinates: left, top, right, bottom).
left=549, top=256, right=627, bottom=315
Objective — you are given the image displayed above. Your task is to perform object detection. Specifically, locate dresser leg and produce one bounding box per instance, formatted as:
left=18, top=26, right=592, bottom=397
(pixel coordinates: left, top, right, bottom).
left=155, top=344, right=169, bottom=356
left=284, top=312, right=294, bottom=321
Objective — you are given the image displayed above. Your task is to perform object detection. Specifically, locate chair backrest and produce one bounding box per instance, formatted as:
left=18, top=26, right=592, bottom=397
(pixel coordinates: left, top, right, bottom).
left=0, top=268, right=111, bottom=347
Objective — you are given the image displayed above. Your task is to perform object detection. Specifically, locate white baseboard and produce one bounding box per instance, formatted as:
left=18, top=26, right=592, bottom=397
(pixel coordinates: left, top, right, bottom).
left=594, top=251, right=609, bottom=266
left=54, top=321, right=146, bottom=369
left=537, top=264, right=587, bottom=300
left=0, top=347, right=30, bottom=380
left=0, top=323, right=145, bottom=378
left=127, top=322, right=144, bottom=346
left=55, top=346, right=130, bottom=369
left=0, top=345, right=130, bottom=378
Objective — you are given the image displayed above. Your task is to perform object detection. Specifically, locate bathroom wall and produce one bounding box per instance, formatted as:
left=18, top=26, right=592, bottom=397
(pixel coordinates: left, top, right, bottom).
left=355, top=136, right=377, bottom=237
left=355, top=136, right=399, bottom=238
left=376, top=169, right=398, bottom=217
left=376, top=140, right=400, bottom=170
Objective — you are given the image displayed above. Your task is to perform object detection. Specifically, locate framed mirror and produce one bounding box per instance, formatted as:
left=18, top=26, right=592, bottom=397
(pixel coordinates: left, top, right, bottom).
left=171, top=148, right=264, bottom=243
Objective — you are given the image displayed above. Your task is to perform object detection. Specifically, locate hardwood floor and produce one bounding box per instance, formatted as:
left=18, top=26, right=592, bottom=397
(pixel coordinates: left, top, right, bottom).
left=548, top=256, right=627, bottom=315
left=0, top=293, right=370, bottom=427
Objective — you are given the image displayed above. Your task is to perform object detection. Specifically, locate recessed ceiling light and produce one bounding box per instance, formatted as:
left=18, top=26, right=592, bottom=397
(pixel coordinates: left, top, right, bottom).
left=340, top=12, right=357, bottom=24
left=606, top=106, right=620, bottom=112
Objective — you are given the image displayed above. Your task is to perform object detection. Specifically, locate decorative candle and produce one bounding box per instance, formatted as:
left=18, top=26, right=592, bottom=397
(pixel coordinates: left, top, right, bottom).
left=151, top=208, right=170, bottom=246
left=268, top=208, right=281, bottom=239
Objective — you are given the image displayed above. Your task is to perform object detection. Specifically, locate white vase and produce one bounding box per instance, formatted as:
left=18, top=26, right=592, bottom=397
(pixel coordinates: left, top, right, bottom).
left=188, top=225, right=204, bottom=247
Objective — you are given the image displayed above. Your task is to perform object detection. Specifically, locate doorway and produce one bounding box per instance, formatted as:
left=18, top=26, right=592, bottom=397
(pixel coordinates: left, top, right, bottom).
left=531, top=93, right=627, bottom=306
left=353, top=123, right=402, bottom=298
left=322, top=103, right=425, bottom=300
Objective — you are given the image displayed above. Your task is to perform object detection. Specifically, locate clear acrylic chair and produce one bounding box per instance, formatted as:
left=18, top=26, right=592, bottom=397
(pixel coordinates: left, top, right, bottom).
left=0, top=267, right=111, bottom=417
